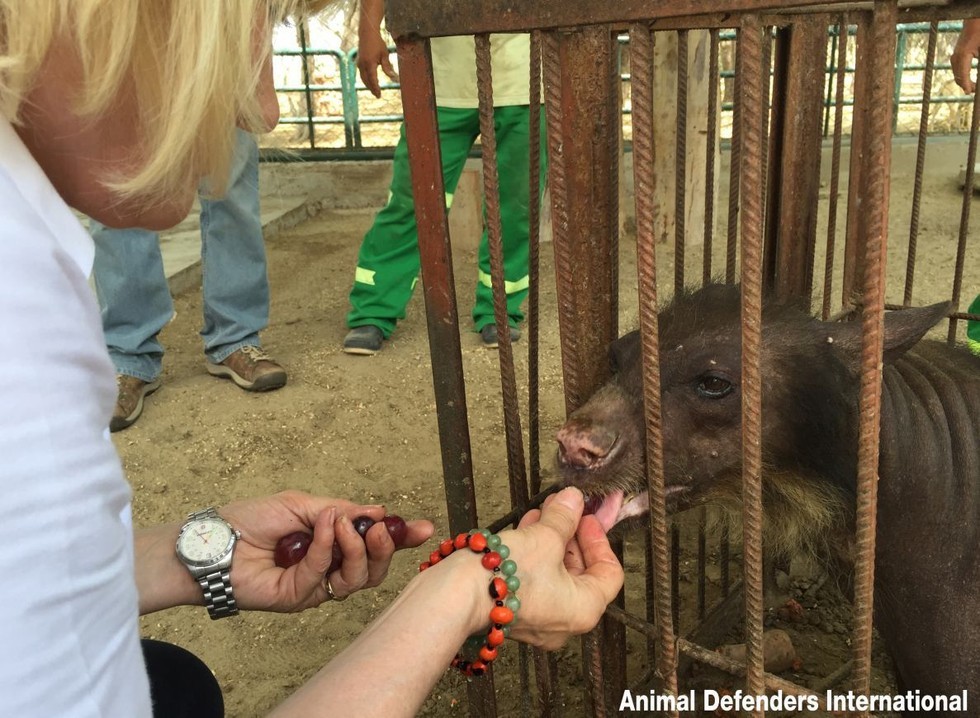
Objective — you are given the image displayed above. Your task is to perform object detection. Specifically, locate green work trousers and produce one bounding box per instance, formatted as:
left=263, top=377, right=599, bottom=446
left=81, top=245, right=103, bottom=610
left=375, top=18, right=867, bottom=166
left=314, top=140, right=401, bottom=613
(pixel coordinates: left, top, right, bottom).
left=968, top=293, right=980, bottom=355
left=347, top=105, right=547, bottom=337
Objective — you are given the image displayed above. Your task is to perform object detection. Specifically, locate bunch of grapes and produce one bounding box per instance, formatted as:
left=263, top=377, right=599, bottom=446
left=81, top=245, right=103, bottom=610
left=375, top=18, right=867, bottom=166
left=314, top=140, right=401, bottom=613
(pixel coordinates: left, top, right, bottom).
left=274, top=514, right=409, bottom=571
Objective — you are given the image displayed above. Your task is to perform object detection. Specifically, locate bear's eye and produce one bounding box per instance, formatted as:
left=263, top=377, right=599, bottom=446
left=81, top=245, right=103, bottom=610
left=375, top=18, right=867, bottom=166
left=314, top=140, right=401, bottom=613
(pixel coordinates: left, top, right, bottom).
left=697, top=374, right=733, bottom=399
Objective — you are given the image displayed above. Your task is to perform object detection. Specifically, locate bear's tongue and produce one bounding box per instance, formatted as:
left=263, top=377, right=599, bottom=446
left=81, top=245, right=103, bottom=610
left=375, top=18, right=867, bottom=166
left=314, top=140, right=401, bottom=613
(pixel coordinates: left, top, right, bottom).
left=584, top=490, right=653, bottom=533
left=591, top=490, right=625, bottom=533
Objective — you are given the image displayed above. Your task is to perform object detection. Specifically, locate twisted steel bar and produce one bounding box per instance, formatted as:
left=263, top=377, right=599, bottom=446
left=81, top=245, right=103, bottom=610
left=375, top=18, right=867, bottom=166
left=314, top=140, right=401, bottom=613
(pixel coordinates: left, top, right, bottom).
left=476, top=34, right=536, bottom=716
left=703, top=28, right=720, bottom=285
left=675, top=29, right=689, bottom=294
left=946, top=63, right=980, bottom=344
left=541, top=32, right=580, bottom=415
left=474, top=33, right=530, bottom=526
left=736, top=16, right=768, bottom=714
left=904, top=20, right=938, bottom=306
left=395, top=36, right=495, bottom=716
left=630, top=21, right=680, bottom=714
left=761, top=26, right=773, bottom=215
left=524, top=30, right=560, bottom=718
left=528, top=31, right=543, bottom=498
left=726, top=30, right=743, bottom=283
left=851, top=2, right=897, bottom=706
left=822, top=13, right=849, bottom=320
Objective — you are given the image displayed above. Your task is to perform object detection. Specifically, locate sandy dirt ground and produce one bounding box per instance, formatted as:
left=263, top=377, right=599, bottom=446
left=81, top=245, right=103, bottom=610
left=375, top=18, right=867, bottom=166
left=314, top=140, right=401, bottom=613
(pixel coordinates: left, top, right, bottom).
left=127, top=140, right=977, bottom=717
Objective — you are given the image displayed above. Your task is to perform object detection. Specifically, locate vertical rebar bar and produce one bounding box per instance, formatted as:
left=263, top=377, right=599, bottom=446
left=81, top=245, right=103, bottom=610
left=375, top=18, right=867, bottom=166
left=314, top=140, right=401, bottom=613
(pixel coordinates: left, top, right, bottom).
left=703, top=29, right=720, bottom=285
left=736, top=16, right=767, bottom=714
left=946, top=70, right=980, bottom=344
left=395, top=35, right=495, bottom=717
left=904, top=20, right=938, bottom=306
left=526, top=30, right=561, bottom=718
left=528, top=30, right=543, bottom=498
left=675, top=30, right=689, bottom=294
left=823, top=15, right=849, bottom=321
left=850, top=3, right=897, bottom=707
left=630, top=21, right=680, bottom=715
left=727, top=31, right=743, bottom=284
left=474, top=32, right=531, bottom=533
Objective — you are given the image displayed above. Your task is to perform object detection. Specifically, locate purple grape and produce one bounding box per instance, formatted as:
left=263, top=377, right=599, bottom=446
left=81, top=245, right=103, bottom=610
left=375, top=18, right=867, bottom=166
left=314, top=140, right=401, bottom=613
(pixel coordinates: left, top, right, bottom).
left=352, top=515, right=376, bottom=538
left=382, top=514, right=408, bottom=546
left=326, top=543, right=343, bottom=574
left=274, top=531, right=312, bottom=568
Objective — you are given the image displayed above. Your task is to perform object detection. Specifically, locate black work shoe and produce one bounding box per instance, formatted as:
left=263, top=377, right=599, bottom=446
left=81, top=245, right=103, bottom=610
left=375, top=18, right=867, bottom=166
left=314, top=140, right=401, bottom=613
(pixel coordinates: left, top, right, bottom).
left=111, top=375, right=162, bottom=432
left=343, top=326, right=384, bottom=355
left=480, top=324, right=522, bottom=349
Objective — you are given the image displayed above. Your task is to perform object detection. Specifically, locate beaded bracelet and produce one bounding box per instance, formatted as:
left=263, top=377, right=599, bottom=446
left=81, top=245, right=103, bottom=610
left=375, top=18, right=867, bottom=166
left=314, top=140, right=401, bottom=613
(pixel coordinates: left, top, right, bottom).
left=419, top=528, right=521, bottom=677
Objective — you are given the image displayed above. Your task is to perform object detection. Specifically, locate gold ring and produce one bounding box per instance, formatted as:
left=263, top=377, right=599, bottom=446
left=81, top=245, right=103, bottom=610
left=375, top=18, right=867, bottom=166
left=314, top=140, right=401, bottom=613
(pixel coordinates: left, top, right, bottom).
left=325, top=577, right=346, bottom=602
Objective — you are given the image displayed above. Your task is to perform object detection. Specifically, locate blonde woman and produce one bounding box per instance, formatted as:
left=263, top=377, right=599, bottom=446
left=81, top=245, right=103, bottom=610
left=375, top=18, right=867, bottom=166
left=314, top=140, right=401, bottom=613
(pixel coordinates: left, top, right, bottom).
left=0, top=2, right=623, bottom=716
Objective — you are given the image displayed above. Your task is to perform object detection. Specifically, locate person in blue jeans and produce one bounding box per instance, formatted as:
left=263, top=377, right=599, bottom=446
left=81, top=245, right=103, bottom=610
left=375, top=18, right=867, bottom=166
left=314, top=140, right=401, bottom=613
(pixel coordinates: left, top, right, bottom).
left=92, top=128, right=286, bottom=432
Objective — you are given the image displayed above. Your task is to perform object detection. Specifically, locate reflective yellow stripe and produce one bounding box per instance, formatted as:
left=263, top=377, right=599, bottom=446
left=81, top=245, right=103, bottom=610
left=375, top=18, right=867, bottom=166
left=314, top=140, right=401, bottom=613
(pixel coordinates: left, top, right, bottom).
left=445, top=192, right=454, bottom=208
left=354, top=267, right=376, bottom=286
left=969, top=338, right=980, bottom=357
left=410, top=276, right=419, bottom=291
left=478, top=270, right=529, bottom=294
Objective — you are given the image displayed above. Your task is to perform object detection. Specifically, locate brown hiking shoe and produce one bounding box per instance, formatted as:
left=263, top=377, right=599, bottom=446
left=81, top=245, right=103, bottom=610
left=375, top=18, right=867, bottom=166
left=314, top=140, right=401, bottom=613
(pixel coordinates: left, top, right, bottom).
left=111, top=375, right=161, bottom=432
left=206, top=345, right=287, bottom=392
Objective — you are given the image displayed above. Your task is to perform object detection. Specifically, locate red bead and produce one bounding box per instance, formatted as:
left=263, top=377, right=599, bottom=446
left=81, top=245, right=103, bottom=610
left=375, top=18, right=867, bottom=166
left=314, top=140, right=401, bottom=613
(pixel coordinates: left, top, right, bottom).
left=469, top=660, right=487, bottom=676
left=487, top=627, right=505, bottom=647
left=481, top=551, right=502, bottom=570
left=468, top=533, right=488, bottom=552
left=489, top=577, right=508, bottom=600
left=453, top=533, right=469, bottom=550
left=439, top=538, right=455, bottom=557
left=479, top=645, right=499, bottom=662
left=490, top=606, right=514, bottom=625
left=419, top=561, right=431, bottom=571
left=428, top=550, right=442, bottom=565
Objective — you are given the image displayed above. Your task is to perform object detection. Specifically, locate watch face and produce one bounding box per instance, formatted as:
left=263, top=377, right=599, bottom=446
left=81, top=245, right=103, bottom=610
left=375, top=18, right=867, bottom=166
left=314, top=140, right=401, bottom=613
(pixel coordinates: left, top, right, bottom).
left=177, top=517, right=235, bottom=566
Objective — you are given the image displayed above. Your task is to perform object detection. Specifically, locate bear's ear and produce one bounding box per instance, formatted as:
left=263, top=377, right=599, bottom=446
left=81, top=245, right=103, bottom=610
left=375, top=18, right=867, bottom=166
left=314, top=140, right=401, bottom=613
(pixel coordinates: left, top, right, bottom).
left=821, top=302, right=950, bottom=371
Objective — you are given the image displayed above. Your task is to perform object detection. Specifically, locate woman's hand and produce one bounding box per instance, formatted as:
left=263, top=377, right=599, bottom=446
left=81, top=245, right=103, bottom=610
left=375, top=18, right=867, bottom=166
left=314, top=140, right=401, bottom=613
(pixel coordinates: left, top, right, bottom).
left=495, top=487, right=624, bottom=651
left=220, top=490, right=433, bottom=611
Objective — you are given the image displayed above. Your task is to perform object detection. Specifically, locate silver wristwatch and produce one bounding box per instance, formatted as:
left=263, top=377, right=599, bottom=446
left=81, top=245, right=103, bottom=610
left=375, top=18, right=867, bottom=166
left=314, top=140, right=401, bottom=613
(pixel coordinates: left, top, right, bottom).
left=175, top=507, right=241, bottom=620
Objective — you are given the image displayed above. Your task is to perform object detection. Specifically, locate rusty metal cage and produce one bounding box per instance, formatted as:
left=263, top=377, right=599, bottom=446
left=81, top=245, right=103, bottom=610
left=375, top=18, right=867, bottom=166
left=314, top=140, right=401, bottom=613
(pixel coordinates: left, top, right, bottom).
left=388, top=1, right=980, bottom=715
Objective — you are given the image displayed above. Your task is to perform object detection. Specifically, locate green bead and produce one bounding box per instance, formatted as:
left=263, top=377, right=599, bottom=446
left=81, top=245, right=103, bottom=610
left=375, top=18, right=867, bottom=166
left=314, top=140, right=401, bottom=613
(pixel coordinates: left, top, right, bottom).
left=504, top=596, right=521, bottom=613
left=500, top=559, right=518, bottom=576
left=476, top=528, right=491, bottom=539
left=487, top=534, right=502, bottom=549
left=502, top=625, right=512, bottom=637
left=505, top=575, right=521, bottom=592
left=496, top=544, right=510, bottom=559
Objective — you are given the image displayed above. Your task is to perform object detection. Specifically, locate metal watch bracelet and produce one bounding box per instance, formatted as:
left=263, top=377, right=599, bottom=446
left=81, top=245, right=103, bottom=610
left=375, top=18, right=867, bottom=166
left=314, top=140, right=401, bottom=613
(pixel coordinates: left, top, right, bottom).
left=185, top=507, right=240, bottom=620
left=199, top=568, right=238, bottom=620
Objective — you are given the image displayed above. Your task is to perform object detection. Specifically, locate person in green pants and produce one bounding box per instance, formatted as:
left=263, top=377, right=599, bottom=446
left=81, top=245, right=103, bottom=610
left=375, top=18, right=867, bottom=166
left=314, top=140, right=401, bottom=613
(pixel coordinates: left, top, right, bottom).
left=344, top=0, right=546, bottom=355
left=967, top=294, right=980, bottom=356
left=952, top=20, right=980, bottom=356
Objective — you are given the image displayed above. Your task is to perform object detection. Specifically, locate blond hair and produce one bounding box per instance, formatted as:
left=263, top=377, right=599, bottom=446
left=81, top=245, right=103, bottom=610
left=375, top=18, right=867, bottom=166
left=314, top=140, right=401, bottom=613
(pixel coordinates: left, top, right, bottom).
left=0, top=0, right=332, bottom=200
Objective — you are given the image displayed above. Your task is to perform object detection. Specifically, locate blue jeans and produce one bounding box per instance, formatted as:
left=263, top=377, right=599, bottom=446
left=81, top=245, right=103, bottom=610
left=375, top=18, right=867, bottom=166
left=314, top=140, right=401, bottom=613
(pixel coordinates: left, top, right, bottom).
left=91, top=129, right=270, bottom=381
